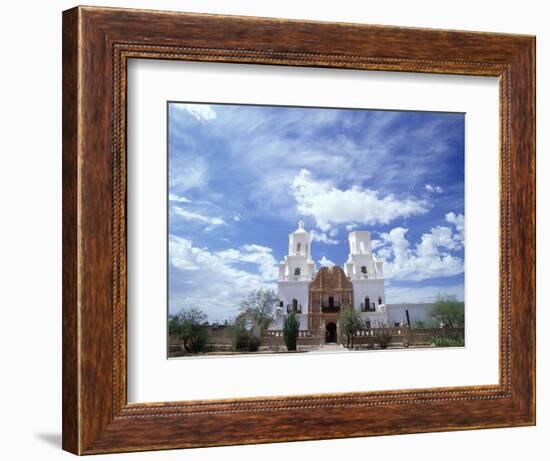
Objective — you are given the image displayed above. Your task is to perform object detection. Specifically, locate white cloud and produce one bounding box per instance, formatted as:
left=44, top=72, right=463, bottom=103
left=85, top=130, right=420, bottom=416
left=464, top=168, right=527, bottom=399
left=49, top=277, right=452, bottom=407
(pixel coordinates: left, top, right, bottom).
left=169, top=236, right=202, bottom=271
left=177, top=104, right=217, bottom=122
left=425, top=184, right=444, bottom=193
left=217, top=244, right=279, bottom=281
left=173, top=206, right=226, bottom=229
left=445, top=212, right=465, bottom=245
left=169, top=103, right=463, bottom=229
left=318, top=256, right=335, bottom=268
left=375, top=215, right=464, bottom=281
left=417, top=226, right=461, bottom=255
left=168, top=193, right=192, bottom=203
left=169, top=236, right=278, bottom=321
left=291, top=169, right=428, bottom=231
left=233, top=215, right=241, bottom=222
left=371, top=239, right=383, bottom=250
left=310, top=229, right=339, bottom=245
left=169, top=164, right=207, bottom=192
left=345, top=223, right=358, bottom=232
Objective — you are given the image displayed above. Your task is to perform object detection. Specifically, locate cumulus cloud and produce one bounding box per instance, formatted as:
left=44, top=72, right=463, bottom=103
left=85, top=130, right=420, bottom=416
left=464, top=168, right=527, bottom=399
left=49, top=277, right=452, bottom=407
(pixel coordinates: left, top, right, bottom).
left=173, top=206, right=226, bottom=229
left=375, top=214, right=465, bottom=281
left=445, top=212, right=465, bottom=245
left=169, top=236, right=278, bottom=321
left=371, top=239, right=383, bottom=250
left=425, top=184, right=444, bottom=193
left=318, top=256, right=335, bottom=268
left=216, top=244, right=279, bottom=281
left=290, top=169, right=428, bottom=231
left=310, top=229, right=339, bottom=245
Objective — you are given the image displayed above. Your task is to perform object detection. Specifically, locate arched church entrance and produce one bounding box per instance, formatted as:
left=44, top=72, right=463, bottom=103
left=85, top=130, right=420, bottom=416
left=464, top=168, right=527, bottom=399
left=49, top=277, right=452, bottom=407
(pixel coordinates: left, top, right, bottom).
left=325, top=322, right=337, bottom=344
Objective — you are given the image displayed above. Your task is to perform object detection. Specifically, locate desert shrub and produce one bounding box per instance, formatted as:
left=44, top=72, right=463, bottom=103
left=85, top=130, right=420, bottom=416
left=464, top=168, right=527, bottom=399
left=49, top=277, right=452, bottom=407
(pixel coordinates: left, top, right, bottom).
left=376, top=330, right=392, bottom=349
left=228, top=318, right=250, bottom=351
left=431, top=333, right=465, bottom=347
left=247, top=335, right=261, bottom=352
left=283, top=312, right=300, bottom=351
left=186, top=328, right=208, bottom=353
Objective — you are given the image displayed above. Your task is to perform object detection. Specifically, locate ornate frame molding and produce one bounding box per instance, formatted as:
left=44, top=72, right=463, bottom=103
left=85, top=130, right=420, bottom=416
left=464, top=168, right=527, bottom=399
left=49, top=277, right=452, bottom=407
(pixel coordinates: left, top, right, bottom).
left=63, top=6, right=535, bottom=454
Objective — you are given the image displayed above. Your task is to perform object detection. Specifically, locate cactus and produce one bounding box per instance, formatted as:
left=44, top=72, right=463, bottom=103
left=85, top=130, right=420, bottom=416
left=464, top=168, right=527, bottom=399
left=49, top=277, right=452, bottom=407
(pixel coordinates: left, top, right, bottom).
left=283, top=311, right=300, bottom=351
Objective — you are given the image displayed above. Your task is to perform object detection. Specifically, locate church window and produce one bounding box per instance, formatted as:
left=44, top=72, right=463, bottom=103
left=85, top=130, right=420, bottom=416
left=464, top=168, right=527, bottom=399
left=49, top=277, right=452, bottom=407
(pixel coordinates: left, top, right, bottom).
left=294, top=268, right=301, bottom=276
left=292, top=298, right=298, bottom=310
left=361, top=265, right=367, bottom=274
left=296, top=243, right=301, bottom=252
left=378, top=297, right=382, bottom=305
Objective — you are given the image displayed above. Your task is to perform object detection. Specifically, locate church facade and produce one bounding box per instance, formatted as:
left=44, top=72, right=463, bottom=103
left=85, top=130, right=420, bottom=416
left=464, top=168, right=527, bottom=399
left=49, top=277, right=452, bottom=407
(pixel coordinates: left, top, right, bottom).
left=276, top=221, right=393, bottom=337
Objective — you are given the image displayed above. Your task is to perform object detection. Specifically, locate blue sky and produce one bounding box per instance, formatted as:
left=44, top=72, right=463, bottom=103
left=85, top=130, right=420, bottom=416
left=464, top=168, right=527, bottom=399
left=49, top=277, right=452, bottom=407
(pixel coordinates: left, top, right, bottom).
left=168, top=102, right=465, bottom=322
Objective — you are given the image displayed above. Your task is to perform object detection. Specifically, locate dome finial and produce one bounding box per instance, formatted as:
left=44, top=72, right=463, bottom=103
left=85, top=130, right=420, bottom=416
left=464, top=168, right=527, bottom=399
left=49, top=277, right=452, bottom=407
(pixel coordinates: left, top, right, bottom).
left=298, top=219, right=305, bottom=230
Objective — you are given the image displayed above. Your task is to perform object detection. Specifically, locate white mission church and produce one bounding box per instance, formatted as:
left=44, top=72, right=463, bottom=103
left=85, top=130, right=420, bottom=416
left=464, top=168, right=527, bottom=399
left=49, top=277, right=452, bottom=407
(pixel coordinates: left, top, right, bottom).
left=273, top=220, right=433, bottom=337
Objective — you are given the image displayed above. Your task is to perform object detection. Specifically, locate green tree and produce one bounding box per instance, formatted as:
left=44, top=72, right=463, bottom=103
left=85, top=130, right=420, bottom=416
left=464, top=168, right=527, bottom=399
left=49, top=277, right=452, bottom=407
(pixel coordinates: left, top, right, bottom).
left=239, top=288, right=278, bottom=330
left=283, top=311, right=300, bottom=351
left=429, top=295, right=465, bottom=328
left=169, top=307, right=209, bottom=353
left=339, top=306, right=362, bottom=348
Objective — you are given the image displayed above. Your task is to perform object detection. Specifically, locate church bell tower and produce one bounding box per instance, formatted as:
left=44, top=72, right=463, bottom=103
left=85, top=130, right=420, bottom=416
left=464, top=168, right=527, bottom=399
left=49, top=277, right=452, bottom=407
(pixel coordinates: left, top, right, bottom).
left=276, top=220, right=317, bottom=319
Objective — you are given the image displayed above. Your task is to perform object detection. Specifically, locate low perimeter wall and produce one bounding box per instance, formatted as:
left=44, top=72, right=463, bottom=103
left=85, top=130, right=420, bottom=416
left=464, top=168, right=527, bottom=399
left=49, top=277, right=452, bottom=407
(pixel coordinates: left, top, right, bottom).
left=261, top=327, right=463, bottom=348
left=169, top=327, right=464, bottom=354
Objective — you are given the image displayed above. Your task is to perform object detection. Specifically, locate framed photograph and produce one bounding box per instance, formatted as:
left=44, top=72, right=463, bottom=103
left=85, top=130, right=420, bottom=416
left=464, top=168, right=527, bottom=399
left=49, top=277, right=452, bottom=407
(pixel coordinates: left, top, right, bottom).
left=62, top=6, right=535, bottom=455
left=165, top=100, right=467, bottom=360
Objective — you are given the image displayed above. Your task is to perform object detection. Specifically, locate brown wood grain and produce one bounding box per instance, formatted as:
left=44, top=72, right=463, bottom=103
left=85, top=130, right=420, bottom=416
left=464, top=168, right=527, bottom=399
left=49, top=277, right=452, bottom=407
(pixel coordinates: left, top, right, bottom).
left=62, top=5, right=536, bottom=455
left=61, top=6, right=80, bottom=455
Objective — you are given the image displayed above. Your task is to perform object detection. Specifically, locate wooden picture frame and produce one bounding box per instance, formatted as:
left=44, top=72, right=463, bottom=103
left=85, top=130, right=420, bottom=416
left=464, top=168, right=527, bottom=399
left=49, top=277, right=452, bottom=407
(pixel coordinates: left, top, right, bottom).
left=62, top=5, right=536, bottom=455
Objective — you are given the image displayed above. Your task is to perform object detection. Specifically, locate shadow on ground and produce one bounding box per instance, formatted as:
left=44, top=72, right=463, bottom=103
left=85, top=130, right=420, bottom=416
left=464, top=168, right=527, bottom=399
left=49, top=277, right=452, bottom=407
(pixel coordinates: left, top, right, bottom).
left=36, top=432, right=62, bottom=448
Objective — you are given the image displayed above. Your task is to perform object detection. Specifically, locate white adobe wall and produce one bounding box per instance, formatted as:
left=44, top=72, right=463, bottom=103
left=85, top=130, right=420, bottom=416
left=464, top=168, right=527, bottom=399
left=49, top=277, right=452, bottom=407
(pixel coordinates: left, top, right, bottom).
left=352, top=278, right=386, bottom=310
left=277, top=281, right=310, bottom=314
left=346, top=253, right=378, bottom=278
left=297, top=314, right=308, bottom=330
left=359, top=312, right=388, bottom=328
left=282, top=255, right=314, bottom=280
left=386, top=303, right=434, bottom=327
left=271, top=312, right=308, bottom=330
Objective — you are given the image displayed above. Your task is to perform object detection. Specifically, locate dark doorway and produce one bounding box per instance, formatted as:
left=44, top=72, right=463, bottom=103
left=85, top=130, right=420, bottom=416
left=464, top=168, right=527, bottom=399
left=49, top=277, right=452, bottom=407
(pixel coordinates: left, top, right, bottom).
left=328, top=296, right=335, bottom=309
left=325, top=322, right=337, bottom=343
